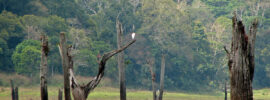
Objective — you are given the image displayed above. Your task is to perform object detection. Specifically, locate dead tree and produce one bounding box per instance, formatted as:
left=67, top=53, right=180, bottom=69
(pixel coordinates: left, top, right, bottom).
left=40, top=35, right=49, bottom=100
left=147, top=59, right=157, bottom=100
left=10, top=80, right=15, bottom=100
left=59, top=32, right=136, bottom=100
left=224, top=81, right=227, bottom=100
left=58, top=32, right=72, bottom=100
left=116, top=19, right=126, bottom=100
left=14, top=87, right=18, bottom=100
left=159, top=54, right=165, bottom=100
left=224, top=13, right=258, bottom=100
left=58, top=89, right=63, bottom=100
left=10, top=80, right=18, bottom=100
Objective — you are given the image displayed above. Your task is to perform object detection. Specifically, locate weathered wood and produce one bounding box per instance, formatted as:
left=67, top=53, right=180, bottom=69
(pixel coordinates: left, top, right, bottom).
left=147, top=59, right=157, bottom=100
left=69, top=39, right=135, bottom=100
left=14, top=87, right=18, bottom=100
left=58, top=32, right=72, bottom=100
left=225, top=81, right=227, bottom=100
left=224, top=13, right=258, bottom=100
left=40, top=35, right=48, bottom=100
left=116, top=19, right=126, bottom=100
left=10, top=80, right=19, bottom=100
left=58, top=89, right=63, bottom=100
left=58, top=32, right=136, bottom=100
left=159, top=54, right=165, bottom=100
left=10, top=80, right=15, bottom=100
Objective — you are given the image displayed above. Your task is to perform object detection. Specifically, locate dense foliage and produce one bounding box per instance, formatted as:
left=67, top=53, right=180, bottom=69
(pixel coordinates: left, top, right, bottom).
left=0, top=0, right=270, bottom=91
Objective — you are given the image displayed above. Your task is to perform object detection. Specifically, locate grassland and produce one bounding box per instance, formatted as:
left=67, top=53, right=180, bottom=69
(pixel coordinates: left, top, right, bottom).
left=1, top=86, right=270, bottom=100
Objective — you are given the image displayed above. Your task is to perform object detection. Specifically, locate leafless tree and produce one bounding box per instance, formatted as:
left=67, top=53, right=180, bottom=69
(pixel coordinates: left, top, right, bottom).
left=116, top=19, right=126, bottom=100
left=10, top=80, right=18, bottom=100
left=147, top=54, right=165, bottom=100
left=59, top=32, right=136, bottom=100
left=58, top=32, right=72, bottom=100
left=224, top=13, right=258, bottom=100
left=58, top=89, right=63, bottom=100
left=224, top=81, right=227, bottom=100
left=147, top=58, right=157, bottom=100
left=159, top=54, right=165, bottom=100
left=40, top=35, right=49, bottom=100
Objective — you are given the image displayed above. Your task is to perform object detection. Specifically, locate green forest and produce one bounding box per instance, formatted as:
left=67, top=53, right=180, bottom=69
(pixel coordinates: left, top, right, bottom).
left=0, top=0, right=270, bottom=93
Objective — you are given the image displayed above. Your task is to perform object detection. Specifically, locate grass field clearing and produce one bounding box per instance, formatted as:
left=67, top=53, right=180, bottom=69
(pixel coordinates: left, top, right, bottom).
left=1, top=86, right=270, bottom=100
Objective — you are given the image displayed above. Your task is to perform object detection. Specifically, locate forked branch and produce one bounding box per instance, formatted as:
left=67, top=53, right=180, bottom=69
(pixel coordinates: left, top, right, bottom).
left=69, top=39, right=136, bottom=100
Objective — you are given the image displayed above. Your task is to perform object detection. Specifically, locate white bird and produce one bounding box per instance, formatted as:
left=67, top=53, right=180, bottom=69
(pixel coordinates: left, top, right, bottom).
left=132, top=32, right=136, bottom=39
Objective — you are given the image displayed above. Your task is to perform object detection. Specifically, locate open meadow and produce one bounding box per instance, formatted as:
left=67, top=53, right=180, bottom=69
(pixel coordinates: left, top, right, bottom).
left=1, top=86, right=270, bottom=100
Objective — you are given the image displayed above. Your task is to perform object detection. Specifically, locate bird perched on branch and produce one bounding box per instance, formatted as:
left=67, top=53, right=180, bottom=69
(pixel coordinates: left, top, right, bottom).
left=132, top=32, right=136, bottom=39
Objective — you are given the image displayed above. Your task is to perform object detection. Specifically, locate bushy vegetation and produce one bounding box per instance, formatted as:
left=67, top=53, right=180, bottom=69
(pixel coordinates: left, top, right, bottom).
left=0, top=0, right=270, bottom=92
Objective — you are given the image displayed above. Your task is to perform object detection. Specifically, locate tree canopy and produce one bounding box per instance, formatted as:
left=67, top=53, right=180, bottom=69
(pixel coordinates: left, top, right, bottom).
left=0, top=0, right=270, bottom=91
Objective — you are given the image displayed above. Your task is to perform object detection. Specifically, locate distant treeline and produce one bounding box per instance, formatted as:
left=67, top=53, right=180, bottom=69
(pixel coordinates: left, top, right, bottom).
left=0, top=0, right=270, bottom=91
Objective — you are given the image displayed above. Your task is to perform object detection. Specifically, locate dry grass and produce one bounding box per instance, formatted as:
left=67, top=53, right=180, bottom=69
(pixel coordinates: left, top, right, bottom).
left=0, top=73, right=32, bottom=86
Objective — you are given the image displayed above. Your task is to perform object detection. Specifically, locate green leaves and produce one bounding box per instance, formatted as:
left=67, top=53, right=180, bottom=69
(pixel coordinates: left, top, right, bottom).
left=0, top=0, right=270, bottom=90
left=12, top=40, right=40, bottom=75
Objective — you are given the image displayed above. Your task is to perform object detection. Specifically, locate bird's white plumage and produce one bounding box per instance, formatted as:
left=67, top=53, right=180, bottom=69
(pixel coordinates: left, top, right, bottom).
left=132, top=32, right=136, bottom=39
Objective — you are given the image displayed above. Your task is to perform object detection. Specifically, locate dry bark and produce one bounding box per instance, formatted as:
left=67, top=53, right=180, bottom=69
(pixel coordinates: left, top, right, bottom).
left=147, top=59, right=157, bottom=100
left=58, top=89, right=63, bottom=100
left=225, top=81, right=227, bottom=100
left=10, top=80, right=18, bottom=100
left=58, top=32, right=72, bottom=100
left=116, top=19, right=126, bottom=100
left=10, top=80, right=15, bottom=100
left=58, top=32, right=136, bottom=100
left=40, top=35, right=49, bottom=100
left=159, top=54, right=165, bottom=100
left=14, top=87, right=18, bottom=100
left=224, top=13, right=258, bottom=100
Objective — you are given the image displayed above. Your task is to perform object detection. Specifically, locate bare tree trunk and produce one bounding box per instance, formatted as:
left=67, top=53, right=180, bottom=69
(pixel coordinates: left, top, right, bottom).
left=14, top=87, right=18, bottom=100
left=147, top=59, right=157, bottom=100
left=224, top=13, right=258, bottom=100
left=10, top=80, right=19, bottom=100
left=10, top=80, right=15, bottom=100
left=159, top=54, right=165, bottom=100
left=116, top=19, right=126, bottom=100
left=58, top=32, right=71, bottom=100
left=58, top=89, right=63, bottom=100
left=225, top=81, right=227, bottom=100
left=59, top=32, right=136, bottom=100
left=40, top=35, right=49, bottom=100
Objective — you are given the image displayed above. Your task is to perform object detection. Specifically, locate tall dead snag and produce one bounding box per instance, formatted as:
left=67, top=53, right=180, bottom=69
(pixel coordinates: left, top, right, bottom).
left=159, top=54, right=165, bottom=100
left=40, top=35, right=49, bottom=100
left=59, top=32, right=136, bottom=100
left=10, top=80, right=15, bottom=100
left=14, top=87, right=18, bottom=100
left=147, top=59, right=157, bottom=100
left=224, top=81, right=227, bottom=100
left=224, top=13, right=258, bottom=100
left=58, top=32, right=72, bottom=100
left=58, top=89, right=63, bottom=100
left=116, top=19, right=126, bottom=100
left=10, top=80, right=18, bottom=100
